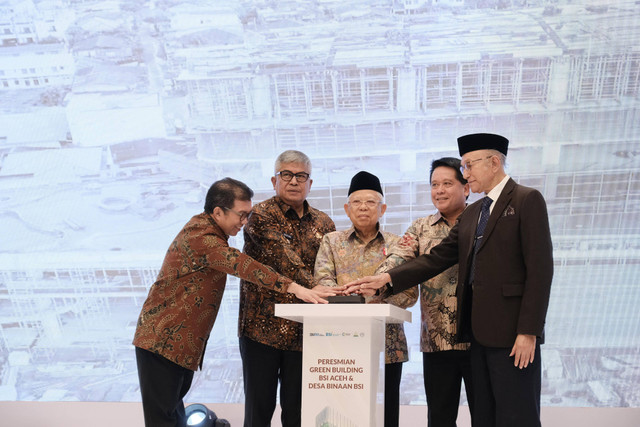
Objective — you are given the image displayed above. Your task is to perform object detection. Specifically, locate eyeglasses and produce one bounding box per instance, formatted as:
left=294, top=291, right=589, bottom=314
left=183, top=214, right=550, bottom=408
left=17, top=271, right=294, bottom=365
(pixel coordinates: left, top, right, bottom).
left=222, top=206, right=249, bottom=221
left=459, top=156, right=494, bottom=174
left=349, top=199, right=381, bottom=209
left=276, top=170, right=310, bottom=183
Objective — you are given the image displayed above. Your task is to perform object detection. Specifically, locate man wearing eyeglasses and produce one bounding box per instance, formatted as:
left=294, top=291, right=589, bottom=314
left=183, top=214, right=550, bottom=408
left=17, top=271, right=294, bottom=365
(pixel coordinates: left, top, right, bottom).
left=346, top=134, right=553, bottom=427
left=313, top=171, right=418, bottom=427
left=238, top=150, right=337, bottom=427
left=133, top=178, right=333, bottom=427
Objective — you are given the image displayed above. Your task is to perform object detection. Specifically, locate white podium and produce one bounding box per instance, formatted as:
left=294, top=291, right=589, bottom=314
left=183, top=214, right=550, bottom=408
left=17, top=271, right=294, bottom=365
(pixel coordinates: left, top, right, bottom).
left=275, top=304, right=411, bottom=427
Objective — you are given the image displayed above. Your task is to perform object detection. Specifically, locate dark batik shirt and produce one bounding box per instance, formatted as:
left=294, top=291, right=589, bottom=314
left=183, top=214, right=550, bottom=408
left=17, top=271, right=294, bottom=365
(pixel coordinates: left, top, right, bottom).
left=238, top=196, right=335, bottom=351
left=133, top=213, right=292, bottom=371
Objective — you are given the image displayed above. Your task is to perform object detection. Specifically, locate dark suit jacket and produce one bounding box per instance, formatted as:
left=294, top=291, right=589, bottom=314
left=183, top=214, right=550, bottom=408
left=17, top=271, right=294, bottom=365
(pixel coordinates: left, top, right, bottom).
left=388, top=178, right=553, bottom=348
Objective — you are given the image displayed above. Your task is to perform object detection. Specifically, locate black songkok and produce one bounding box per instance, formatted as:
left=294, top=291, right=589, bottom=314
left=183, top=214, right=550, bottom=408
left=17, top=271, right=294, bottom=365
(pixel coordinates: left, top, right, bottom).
left=457, top=133, right=509, bottom=157
left=348, top=171, right=383, bottom=196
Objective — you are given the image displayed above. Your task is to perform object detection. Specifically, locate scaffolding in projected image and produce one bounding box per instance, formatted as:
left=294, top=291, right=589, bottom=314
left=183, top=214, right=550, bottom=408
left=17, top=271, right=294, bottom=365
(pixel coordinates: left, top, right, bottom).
left=180, top=50, right=640, bottom=132
left=176, top=39, right=640, bottom=210
left=174, top=6, right=640, bottom=134
left=0, top=259, right=243, bottom=402
left=167, top=4, right=640, bottom=224
left=0, top=265, right=157, bottom=359
left=172, top=8, right=640, bottom=225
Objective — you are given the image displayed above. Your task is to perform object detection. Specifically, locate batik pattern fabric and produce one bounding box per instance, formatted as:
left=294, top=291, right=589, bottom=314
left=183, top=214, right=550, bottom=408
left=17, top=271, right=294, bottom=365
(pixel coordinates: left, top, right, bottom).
left=133, top=213, right=292, bottom=371
left=314, top=226, right=418, bottom=363
left=238, top=196, right=336, bottom=351
left=378, top=212, right=470, bottom=352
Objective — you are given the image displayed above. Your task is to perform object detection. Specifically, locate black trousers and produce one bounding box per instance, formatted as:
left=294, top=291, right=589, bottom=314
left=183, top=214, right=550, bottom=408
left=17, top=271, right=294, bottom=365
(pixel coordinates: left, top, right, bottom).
left=422, top=350, right=474, bottom=427
left=239, top=336, right=303, bottom=427
left=470, top=339, right=541, bottom=427
left=384, top=362, right=403, bottom=427
left=135, top=347, right=195, bottom=427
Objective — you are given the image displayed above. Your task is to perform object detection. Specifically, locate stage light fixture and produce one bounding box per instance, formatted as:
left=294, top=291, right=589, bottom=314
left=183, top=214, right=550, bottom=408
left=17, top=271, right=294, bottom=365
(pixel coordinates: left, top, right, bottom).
left=186, top=403, right=215, bottom=427
left=185, top=403, right=230, bottom=427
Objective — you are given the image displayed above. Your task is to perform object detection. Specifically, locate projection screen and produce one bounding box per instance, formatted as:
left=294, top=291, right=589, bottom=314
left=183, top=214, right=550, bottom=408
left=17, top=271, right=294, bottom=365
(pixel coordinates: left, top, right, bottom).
left=0, top=0, right=638, bottom=408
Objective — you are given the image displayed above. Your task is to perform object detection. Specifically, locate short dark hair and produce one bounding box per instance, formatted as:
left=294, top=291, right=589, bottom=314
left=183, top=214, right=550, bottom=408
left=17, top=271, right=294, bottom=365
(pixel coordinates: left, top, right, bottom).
left=204, top=177, right=254, bottom=214
left=429, top=157, right=467, bottom=185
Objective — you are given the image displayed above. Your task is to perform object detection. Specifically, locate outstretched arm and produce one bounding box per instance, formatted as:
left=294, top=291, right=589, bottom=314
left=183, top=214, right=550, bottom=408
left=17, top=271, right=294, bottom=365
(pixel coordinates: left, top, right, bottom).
left=344, top=273, right=391, bottom=296
left=287, top=282, right=336, bottom=304
left=243, top=208, right=335, bottom=288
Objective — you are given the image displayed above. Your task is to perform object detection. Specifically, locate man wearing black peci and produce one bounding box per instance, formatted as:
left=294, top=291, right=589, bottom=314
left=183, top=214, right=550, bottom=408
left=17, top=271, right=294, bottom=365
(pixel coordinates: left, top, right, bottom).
left=345, top=133, right=553, bottom=427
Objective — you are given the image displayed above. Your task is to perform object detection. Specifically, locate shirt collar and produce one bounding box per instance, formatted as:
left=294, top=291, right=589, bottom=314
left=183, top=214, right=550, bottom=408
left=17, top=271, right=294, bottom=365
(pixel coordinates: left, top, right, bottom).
left=429, top=211, right=446, bottom=227
left=347, top=223, right=383, bottom=243
left=275, top=196, right=310, bottom=218
left=486, top=174, right=510, bottom=206
left=429, top=204, right=468, bottom=227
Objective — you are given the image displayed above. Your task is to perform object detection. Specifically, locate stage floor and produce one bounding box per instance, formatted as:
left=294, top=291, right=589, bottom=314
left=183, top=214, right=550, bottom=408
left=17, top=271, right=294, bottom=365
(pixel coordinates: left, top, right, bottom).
left=1, top=402, right=639, bottom=426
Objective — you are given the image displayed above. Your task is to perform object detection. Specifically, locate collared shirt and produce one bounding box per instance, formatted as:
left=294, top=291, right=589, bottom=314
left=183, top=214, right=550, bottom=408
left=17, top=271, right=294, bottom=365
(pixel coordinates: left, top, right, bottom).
left=377, top=212, right=470, bottom=353
left=238, top=196, right=336, bottom=351
left=133, top=213, right=292, bottom=371
left=486, top=174, right=511, bottom=213
left=314, top=226, right=418, bottom=363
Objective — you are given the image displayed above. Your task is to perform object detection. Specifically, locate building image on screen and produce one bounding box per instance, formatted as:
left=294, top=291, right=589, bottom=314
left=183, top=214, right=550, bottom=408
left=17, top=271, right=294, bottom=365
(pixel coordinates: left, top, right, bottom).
left=0, top=0, right=638, bottom=409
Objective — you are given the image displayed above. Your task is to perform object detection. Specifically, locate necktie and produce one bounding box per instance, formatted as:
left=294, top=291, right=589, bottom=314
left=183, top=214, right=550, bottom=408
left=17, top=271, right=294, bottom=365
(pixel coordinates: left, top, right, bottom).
left=469, top=196, right=492, bottom=285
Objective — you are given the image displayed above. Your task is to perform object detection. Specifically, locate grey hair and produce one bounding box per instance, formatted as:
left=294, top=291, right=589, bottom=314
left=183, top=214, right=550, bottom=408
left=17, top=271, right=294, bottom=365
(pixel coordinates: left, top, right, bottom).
left=487, top=149, right=507, bottom=168
left=274, top=150, right=312, bottom=174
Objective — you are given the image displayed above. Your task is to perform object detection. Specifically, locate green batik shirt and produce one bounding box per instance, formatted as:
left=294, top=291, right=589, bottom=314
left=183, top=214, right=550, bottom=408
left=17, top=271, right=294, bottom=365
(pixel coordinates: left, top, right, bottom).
left=377, top=212, right=470, bottom=353
left=314, top=226, right=418, bottom=363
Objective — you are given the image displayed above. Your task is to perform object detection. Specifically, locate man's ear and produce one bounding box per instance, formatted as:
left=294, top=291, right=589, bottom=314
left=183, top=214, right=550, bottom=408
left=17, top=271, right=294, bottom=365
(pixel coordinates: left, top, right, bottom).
left=211, top=206, right=224, bottom=221
left=271, top=176, right=277, bottom=190
left=379, top=203, right=387, bottom=216
left=491, top=155, right=501, bottom=171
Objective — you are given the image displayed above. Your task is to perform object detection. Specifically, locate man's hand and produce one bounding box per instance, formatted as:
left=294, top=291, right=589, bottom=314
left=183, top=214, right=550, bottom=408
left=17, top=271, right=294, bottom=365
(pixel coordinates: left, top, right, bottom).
left=509, top=334, right=536, bottom=369
left=313, top=284, right=346, bottom=295
left=343, top=273, right=391, bottom=295
left=288, top=283, right=336, bottom=304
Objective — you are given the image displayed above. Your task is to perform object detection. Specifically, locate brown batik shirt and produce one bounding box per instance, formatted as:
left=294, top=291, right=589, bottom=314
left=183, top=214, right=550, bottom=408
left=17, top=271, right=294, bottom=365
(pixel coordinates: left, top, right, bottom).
left=238, top=196, right=335, bottom=351
left=314, top=226, right=418, bottom=363
left=133, top=213, right=293, bottom=371
left=377, top=211, right=470, bottom=352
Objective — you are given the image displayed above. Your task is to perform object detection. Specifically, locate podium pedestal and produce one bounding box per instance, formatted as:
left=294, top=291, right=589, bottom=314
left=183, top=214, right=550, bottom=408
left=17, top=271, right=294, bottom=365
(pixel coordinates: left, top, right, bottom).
left=275, top=304, right=411, bottom=427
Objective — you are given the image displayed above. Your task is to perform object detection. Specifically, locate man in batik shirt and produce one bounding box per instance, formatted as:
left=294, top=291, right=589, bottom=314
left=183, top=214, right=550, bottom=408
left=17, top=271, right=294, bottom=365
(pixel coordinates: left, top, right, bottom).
left=377, top=157, right=474, bottom=426
left=133, top=177, right=332, bottom=427
left=238, top=150, right=336, bottom=427
left=314, top=171, right=418, bottom=427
